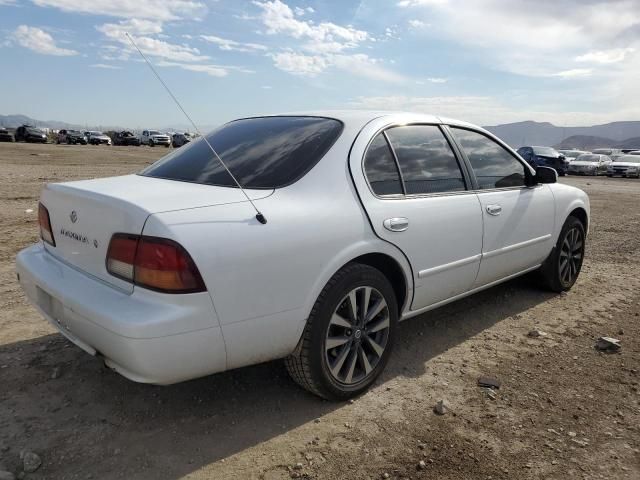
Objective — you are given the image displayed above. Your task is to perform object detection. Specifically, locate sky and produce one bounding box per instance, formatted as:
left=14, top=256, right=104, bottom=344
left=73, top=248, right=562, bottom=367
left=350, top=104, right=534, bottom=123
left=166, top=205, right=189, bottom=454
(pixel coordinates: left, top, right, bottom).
left=0, top=0, right=639, bottom=129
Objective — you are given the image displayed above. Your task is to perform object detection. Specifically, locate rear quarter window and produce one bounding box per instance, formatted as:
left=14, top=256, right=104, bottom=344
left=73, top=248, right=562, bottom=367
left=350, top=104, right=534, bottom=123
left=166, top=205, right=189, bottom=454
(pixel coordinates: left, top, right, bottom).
left=142, top=116, right=343, bottom=189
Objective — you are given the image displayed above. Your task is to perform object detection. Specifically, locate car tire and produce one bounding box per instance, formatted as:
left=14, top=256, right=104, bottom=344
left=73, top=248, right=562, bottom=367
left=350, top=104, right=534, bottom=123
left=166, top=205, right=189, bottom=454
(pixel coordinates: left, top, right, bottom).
left=607, top=174, right=612, bottom=177
left=285, top=263, right=398, bottom=400
left=538, top=216, right=586, bottom=293
left=149, top=140, right=155, bottom=147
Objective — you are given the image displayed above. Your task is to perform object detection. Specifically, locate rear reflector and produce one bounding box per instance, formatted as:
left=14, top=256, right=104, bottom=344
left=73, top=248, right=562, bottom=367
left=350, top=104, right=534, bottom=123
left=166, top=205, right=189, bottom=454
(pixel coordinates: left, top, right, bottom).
left=38, top=202, right=55, bottom=246
left=106, top=234, right=205, bottom=294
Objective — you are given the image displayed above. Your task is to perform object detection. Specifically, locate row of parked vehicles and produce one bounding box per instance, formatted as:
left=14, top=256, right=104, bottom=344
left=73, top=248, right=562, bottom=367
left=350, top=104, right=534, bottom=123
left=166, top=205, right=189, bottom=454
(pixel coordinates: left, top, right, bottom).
left=0, top=124, right=197, bottom=148
left=516, top=145, right=640, bottom=178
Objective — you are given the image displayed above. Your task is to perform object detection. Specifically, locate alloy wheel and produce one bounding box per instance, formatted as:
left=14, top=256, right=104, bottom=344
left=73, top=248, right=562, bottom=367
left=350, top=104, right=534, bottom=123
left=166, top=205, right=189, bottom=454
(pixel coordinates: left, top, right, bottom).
left=559, top=226, right=583, bottom=285
left=324, top=286, right=390, bottom=385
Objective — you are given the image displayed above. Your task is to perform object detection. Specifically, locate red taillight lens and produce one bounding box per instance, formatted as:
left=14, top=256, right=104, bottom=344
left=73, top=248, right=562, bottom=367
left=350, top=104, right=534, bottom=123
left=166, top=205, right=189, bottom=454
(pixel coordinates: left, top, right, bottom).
left=38, top=202, right=55, bottom=246
left=106, top=234, right=138, bottom=281
left=106, top=234, right=205, bottom=294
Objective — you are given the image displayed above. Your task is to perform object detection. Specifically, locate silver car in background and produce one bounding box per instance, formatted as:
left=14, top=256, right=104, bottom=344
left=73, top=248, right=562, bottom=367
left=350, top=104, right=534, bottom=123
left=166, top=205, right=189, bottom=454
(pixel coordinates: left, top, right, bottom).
left=568, top=154, right=611, bottom=176
left=607, top=155, right=640, bottom=178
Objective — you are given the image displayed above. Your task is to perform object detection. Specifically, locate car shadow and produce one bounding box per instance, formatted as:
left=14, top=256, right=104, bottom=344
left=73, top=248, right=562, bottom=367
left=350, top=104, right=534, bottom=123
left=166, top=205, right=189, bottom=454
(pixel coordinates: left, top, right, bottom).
left=0, top=275, right=555, bottom=479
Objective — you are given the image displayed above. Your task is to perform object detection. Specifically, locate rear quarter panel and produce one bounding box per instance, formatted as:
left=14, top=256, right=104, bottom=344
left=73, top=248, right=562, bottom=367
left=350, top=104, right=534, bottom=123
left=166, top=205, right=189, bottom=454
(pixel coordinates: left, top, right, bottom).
left=143, top=123, right=412, bottom=370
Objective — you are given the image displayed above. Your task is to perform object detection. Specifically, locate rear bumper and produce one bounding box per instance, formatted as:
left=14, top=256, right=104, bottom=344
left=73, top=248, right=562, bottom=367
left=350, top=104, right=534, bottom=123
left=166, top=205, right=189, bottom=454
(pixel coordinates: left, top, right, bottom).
left=16, top=243, right=227, bottom=384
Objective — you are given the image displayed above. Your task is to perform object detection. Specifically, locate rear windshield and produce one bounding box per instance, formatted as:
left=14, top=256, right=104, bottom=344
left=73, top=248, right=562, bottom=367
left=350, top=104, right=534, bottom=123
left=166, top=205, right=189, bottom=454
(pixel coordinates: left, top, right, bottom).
left=577, top=154, right=599, bottom=162
left=533, top=146, right=558, bottom=156
left=142, top=116, right=344, bottom=189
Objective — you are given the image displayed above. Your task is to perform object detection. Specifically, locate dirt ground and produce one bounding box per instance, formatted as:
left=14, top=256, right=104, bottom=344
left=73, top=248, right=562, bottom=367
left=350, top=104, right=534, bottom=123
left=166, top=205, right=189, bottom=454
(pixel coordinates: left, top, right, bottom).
left=0, top=142, right=638, bottom=480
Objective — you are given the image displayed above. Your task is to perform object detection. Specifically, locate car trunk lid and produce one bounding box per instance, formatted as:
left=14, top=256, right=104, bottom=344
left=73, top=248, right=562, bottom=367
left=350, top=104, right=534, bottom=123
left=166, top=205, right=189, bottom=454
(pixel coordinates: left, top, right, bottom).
left=40, top=174, right=273, bottom=293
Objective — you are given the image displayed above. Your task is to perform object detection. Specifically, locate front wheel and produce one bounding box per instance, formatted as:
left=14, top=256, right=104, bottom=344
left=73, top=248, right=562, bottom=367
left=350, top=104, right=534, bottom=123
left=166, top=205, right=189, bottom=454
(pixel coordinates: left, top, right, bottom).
left=539, top=216, right=585, bottom=292
left=149, top=140, right=154, bottom=147
left=285, top=263, right=397, bottom=400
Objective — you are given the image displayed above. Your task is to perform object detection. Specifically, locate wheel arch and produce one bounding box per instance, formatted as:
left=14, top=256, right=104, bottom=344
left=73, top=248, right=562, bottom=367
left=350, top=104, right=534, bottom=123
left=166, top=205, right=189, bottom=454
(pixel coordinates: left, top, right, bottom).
left=347, top=252, right=409, bottom=316
left=569, top=206, right=588, bottom=231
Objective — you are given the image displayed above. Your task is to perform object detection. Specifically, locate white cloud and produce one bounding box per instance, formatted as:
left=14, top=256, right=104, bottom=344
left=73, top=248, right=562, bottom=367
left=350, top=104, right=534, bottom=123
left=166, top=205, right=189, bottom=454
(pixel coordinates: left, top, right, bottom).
left=254, top=0, right=368, bottom=53
left=155, top=61, right=254, bottom=77
left=30, top=0, right=206, bottom=21
left=400, top=0, right=639, bottom=79
left=417, top=77, right=447, bottom=84
left=0, top=0, right=17, bottom=5
left=272, top=51, right=327, bottom=76
left=252, top=0, right=404, bottom=82
left=200, top=34, right=267, bottom=52
left=408, top=19, right=429, bottom=28
left=90, top=63, right=121, bottom=69
left=12, top=25, right=78, bottom=56
left=398, top=0, right=448, bottom=6
left=97, top=20, right=209, bottom=63
left=551, top=68, right=592, bottom=78
left=271, top=50, right=405, bottom=83
left=575, top=48, right=636, bottom=64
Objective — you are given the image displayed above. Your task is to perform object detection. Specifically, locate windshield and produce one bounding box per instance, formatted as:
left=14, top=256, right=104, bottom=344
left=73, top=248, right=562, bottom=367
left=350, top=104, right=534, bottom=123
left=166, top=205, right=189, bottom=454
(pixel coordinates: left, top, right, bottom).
left=89, top=131, right=102, bottom=135
left=533, top=146, right=559, bottom=156
left=27, top=128, right=43, bottom=134
left=143, top=116, right=344, bottom=189
left=576, top=154, right=600, bottom=162
left=149, top=130, right=161, bottom=135
left=592, top=149, right=612, bottom=155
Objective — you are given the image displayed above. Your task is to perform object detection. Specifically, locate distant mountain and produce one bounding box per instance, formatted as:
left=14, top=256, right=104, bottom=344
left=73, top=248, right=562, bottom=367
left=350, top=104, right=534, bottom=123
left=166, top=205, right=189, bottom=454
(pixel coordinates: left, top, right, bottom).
left=484, top=120, right=640, bottom=148
left=554, top=135, right=619, bottom=150
left=0, top=114, right=124, bottom=132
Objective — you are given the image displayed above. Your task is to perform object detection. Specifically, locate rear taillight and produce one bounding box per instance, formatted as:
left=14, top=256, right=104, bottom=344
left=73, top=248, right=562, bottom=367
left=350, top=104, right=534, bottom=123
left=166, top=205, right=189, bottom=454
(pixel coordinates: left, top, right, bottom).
left=106, top=234, right=206, bottom=294
left=38, top=202, right=55, bottom=246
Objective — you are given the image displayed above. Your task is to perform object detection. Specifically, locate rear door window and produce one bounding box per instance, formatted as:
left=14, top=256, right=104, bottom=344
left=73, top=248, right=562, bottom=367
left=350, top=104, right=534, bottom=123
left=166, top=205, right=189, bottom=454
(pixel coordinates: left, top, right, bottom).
left=143, top=116, right=343, bottom=189
left=385, top=125, right=466, bottom=194
left=450, top=128, right=526, bottom=189
left=363, top=133, right=403, bottom=196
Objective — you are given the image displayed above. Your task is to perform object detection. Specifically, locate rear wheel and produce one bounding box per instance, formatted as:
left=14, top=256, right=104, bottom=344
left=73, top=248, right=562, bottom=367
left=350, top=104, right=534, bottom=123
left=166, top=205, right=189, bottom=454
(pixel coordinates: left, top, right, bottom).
left=285, top=263, right=397, bottom=400
left=539, top=216, right=585, bottom=292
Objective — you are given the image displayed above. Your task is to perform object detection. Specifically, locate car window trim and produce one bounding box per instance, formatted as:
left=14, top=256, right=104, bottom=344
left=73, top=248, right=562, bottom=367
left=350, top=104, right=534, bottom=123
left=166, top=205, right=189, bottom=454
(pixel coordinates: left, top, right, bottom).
left=381, top=130, right=407, bottom=195
left=362, top=122, right=472, bottom=200
left=446, top=125, right=536, bottom=192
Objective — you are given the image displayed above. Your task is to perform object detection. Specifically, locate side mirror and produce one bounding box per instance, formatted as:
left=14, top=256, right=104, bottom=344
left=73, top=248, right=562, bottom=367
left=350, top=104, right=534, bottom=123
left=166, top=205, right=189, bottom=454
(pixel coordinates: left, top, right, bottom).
left=534, top=166, right=557, bottom=184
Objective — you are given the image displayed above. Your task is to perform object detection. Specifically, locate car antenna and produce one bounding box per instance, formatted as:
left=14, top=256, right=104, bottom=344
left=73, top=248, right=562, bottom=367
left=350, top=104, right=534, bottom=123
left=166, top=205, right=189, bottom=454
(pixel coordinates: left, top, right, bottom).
left=124, top=32, right=267, bottom=225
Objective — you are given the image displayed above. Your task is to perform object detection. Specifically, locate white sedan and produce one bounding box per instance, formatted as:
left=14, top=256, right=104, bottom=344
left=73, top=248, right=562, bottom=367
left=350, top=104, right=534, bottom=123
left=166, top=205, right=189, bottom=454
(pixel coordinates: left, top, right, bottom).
left=16, top=112, right=589, bottom=400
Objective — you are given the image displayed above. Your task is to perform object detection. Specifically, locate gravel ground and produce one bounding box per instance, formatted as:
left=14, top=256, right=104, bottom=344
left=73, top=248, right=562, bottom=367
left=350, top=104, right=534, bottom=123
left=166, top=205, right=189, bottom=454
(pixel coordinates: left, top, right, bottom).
left=0, top=142, right=638, bottom=480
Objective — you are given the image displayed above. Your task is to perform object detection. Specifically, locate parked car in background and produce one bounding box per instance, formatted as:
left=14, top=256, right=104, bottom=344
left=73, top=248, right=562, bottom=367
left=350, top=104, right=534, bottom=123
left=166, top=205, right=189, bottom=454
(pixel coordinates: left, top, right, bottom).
left=620, top=149, right=639, bottom=154
left=558, top=149, right=588, bottom=162
left=87, top=131, right=112, bottom=145
left=567, top=154, right=611, bottom=176
left=140, top=130, right=170, bottom=147
left=114, top=131, right=141, bottom=146
left=57, top=129, right=88, bottom=145
left=516, top=146, right=569, bottom=176
left=171, top=132, right=193, bottom=148
left=17, top=111, right=590, bottom=400
left=607, top=155, right=640, bottom=178
left=627, top=150, right=640, bottom=155
left=0, top=128, right=14, bottom=142
left=592, top=148, right=624, bottom=161
left=15, top=125, right=47, bottom=143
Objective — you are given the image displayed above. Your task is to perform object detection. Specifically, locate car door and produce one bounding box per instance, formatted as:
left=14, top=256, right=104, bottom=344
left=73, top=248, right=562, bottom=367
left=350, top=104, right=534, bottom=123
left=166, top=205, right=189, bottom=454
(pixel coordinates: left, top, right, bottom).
left=448, top=127, right=555, bottom=287
left=356, top=124, right=483, bottom=310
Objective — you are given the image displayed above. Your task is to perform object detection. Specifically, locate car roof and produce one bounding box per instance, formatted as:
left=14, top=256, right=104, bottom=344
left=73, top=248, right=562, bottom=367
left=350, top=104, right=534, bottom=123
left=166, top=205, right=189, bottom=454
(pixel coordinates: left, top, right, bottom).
left=245, top=110, right=483, bottom=132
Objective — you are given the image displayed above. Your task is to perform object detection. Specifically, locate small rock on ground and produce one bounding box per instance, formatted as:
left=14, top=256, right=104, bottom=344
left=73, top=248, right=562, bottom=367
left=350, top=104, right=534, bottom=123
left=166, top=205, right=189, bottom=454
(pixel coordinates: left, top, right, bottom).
left=433, top=399, right=450, bottom=415
left=21, top=451, right=41, bottom=473
left=595, top=337, right=621, bottom=352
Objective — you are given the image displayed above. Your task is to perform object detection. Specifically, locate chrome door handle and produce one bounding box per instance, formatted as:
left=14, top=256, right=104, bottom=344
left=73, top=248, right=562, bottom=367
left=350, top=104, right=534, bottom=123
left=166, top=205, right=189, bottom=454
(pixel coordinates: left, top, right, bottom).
left=486, top=204, right=502, bottom=216
left=383, top=217, right=409, bottom=232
